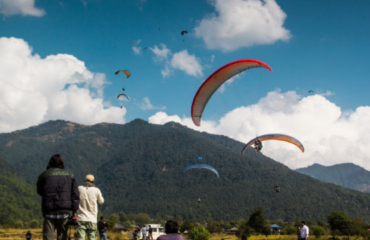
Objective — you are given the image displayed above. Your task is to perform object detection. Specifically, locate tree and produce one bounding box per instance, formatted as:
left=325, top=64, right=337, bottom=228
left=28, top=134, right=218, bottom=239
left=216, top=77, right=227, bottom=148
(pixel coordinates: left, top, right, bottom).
left=327, top=211, right=352, bottom=238
left=311, top=226, right=327, bottom=239
left=180, top=219, right=194, bottom=233
left=119, top=211, right=128, bottom=222
left=106, top=213, right=119, bottom=230
left=134, top=213, right=151, bottom=226
left=207, top=221, right=223, bottom=234
left=351, top=218, right=368, bottom=240
left=190, top=226, right=210, bottom=240
left=247, top=207, right=266, bottom=234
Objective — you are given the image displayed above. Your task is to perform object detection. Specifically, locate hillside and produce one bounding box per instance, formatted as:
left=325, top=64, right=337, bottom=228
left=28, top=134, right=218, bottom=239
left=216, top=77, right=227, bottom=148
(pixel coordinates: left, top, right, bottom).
left=296, top=163, right=370, bottom=192
left=1, top=119, right=370, bottom=222
left=0, top=157, right=40, bottom=225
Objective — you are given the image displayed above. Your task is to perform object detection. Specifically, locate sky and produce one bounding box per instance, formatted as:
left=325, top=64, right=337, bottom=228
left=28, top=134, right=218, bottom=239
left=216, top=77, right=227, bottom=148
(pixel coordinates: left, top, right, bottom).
left=1, top=0, right=370, bottom=170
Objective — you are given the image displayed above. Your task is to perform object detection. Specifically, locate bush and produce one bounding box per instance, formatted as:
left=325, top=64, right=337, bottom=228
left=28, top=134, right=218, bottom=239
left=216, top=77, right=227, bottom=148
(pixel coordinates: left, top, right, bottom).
left=29, top=219, right=39, bottom=229
left=189, top=226, right=210, bottom=240
left=311, top=226, right=327, bottom=238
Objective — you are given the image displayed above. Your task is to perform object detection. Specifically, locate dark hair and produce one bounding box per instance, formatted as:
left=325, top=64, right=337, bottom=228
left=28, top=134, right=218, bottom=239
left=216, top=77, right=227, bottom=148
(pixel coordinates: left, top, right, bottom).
left=100, top=216, right=104, bottom=220
left=47, top=154, right=65, bottom=169
left=301, top=221, right=306, bottom=224
left=165, top=220, right=179, bottom=234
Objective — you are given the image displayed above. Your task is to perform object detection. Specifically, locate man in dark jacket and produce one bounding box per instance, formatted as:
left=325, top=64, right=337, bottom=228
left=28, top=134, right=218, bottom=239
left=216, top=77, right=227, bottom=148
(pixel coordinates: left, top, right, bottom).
left=37, top=154, right=80, bottom=240
left=98, top=216, right=108, bottom=240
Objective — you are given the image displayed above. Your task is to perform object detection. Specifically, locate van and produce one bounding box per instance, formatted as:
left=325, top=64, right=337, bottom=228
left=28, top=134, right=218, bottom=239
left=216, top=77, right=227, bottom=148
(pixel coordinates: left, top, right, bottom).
left=130, top=224, right=165, bottom=240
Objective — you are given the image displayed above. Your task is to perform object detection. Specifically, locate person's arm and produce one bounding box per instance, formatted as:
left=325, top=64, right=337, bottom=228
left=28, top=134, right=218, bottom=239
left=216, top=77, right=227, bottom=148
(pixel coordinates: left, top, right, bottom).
left=36, top=174, right=44, bottom=196
left=306, top=228, right=309, bottom=240
left=71, top=176, right=80, bottom=220
left=97, top=189, right=104, bottom=205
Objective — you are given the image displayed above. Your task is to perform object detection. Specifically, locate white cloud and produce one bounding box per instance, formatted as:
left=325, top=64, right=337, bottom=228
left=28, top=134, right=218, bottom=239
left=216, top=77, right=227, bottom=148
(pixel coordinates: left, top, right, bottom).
left=194, top=0, right=291, bottom=51
left=136, top=0, right=146, bottom=11
left=318, top=90, right=335, bottom=97
left=161, top=65, right=171, bottom=78
left=150, top=44, right=171, bottom=62
left=210, top=55, right=215, bottom=63
left=0, top=37, right=125, bottom=133
left=150, top=45, right=203, bottom=78
left=170, top=50, right=203, bottom=77
left=148, top=90, right=370, bottom=171
left=0, top=0, right=45, bottom=17
left=132, top=46, right=142, bottom=55
left=139, top=97, right=166, bottom=111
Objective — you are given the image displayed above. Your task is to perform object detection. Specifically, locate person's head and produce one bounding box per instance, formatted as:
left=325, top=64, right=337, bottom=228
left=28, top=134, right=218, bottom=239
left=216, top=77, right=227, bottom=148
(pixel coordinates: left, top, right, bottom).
left=301, top=221, right=306, bottom=226
left=47, top=154, right=65, bottom=170
left=85, top=174, right=94, bottom=183
left=149, top=225, right=151, bottom=228
left=27, top=230, right=31, bottom=233
left=100, top=216, right=104, bottom=220
left=165, top=220, right=179, bottom=234
left=298, top=226, right=301, bottom=230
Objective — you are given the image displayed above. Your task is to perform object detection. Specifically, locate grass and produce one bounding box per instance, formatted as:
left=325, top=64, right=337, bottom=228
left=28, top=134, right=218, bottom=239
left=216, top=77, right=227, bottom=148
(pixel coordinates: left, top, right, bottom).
left=0, top=230, right=351, bottom=240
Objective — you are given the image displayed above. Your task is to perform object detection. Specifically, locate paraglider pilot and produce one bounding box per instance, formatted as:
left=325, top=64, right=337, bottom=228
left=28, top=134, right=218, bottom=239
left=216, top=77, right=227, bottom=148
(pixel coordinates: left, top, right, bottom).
left=254, top=139, right=263, bottom=153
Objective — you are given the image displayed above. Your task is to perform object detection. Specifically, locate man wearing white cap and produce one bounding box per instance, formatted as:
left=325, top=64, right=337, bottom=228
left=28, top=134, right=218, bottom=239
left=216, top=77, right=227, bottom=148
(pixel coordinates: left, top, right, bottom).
left=76, top=174, right=104, bottom=240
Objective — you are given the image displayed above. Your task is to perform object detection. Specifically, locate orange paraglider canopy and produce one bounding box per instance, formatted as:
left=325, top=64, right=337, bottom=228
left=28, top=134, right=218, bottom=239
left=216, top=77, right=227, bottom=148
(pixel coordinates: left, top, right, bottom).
left=241, top=134, right=304, bottom=156
left=191, top=59, right=272, bottom=127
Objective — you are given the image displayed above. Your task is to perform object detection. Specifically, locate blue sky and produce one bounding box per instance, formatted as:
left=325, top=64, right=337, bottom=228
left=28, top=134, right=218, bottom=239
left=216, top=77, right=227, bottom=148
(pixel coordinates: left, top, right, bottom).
left=1, top=0, right=370, bottom=169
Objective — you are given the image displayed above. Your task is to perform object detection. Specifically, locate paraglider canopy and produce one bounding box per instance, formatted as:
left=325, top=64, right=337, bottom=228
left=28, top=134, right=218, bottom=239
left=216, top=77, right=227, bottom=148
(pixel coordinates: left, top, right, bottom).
left=181, top=30, right=188, bottom=35
left=115, top=70, right=131, bottom=78
left=241, top=134, right=304, bottom=156
left=198, top=156, right=203, bottom=161
left=191, top=59, right=272, bottom=127
left=117, top=94, right=130, bottom=100
left=180, top=164, right=220, bottom=178
left=308, top=90, right=314, bottom=94
left=197, top=198, right=201, bottom=203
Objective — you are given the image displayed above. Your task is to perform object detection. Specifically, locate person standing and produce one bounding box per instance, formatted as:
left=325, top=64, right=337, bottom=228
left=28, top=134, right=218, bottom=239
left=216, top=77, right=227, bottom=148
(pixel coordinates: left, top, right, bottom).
left=98, top=216, right=108, bottom=240
left=26, top=231, right=32, bottom=240
left=297, top=227, right=301, bottom=240
left=141, top=225, right=148, bottom=240
left=157, top=221, right=185, bottom=240
left=134, top=225, right=141, bottom=240
left=76, top=174, right=104, bottom=240
left=37, top=154, right=80, bottom=240
left=148, top=225, right=153, bottom=240
left=300, top=221, right=309, bottom=240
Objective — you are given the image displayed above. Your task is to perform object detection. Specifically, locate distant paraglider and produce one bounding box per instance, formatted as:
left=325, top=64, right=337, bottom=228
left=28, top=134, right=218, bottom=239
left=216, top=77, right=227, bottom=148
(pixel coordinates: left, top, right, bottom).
left=198, top=198, right=201, bottom=203
left=191, top=59, right=272, bottom=127
left=198, top=156, right=203, bottom=161
left=241, top=134, right=304, bottom=156
left=181, top=30, right=188, bottom=36
left=122, top=88, right=125, bottom=91
left=180, top=164, right=220, bottom=178
left=308, top=90, right=314, bottom=94
left=115, top=70, right=131, bottom=78
left=117, top=94, right=130, bottom=100
left=274, top=185, right=280, bottom=193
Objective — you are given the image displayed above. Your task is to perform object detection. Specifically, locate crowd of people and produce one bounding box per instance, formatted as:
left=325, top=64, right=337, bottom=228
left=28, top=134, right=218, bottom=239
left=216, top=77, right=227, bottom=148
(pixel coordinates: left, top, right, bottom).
left=34, top=153, right=309, bottom=240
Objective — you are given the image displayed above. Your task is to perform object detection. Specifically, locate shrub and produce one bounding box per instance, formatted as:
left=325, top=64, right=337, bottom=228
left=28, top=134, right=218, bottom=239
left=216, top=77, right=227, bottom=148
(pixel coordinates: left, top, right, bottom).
left=189, top=226, right=210, bottom=240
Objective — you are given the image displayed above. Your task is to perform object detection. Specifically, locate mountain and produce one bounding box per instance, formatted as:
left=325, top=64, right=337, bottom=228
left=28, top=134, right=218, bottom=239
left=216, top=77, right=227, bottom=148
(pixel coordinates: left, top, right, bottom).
left=296, top=163, right=370, bottom=192
left=0, top=157, right=40, bottom=225
left=1, top=119, right=370, bottom=222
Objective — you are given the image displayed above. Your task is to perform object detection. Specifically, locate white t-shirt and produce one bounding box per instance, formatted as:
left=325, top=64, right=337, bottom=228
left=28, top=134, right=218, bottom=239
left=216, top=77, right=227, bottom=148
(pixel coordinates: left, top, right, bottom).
left=142, top=227, right=148, bottom=235
left=300, top=225, right=309, bottom=239
left=77, top=185, right=104, bottom=223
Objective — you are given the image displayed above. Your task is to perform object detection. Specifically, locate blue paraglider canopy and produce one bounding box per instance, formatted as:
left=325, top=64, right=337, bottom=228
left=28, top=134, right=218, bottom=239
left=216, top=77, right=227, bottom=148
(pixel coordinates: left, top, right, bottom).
left=198, top=156, right=203, bottom=161
left=180, top=164, right=219, bottom=178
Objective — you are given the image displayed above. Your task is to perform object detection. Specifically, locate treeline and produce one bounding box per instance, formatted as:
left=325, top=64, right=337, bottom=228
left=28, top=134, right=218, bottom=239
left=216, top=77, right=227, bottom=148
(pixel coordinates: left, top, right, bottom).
left=102, top=208, right=370, bottom=240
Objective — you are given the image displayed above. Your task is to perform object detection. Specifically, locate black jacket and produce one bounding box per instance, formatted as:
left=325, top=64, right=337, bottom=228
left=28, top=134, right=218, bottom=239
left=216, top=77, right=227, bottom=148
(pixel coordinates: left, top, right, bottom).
left=98, top=220, right=108, bottom=233
left=37, top=167, right=79, bottom=216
